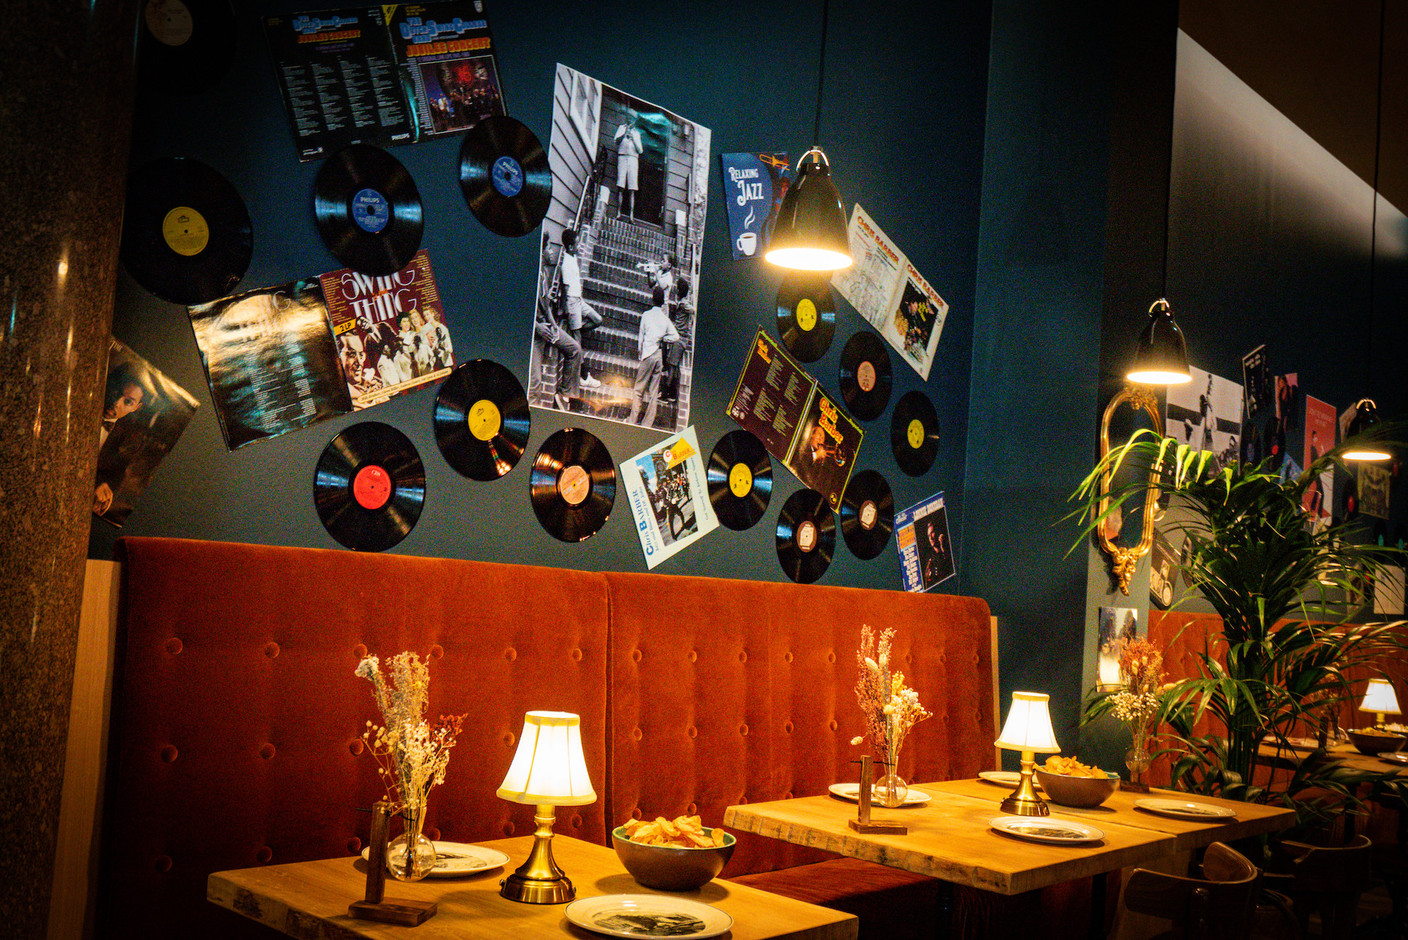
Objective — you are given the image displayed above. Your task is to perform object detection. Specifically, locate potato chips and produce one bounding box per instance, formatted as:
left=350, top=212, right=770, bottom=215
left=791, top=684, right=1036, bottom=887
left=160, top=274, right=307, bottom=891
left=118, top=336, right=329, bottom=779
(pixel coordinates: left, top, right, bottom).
left=1041, top=756, right=1109, bottom=778
left=620, top=815, right=729, bottom=848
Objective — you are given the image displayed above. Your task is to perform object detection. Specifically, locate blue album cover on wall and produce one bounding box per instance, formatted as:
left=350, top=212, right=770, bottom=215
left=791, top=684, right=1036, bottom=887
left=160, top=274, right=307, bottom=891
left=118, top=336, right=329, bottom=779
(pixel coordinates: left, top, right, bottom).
left=718, top=152, right=791, bottom=260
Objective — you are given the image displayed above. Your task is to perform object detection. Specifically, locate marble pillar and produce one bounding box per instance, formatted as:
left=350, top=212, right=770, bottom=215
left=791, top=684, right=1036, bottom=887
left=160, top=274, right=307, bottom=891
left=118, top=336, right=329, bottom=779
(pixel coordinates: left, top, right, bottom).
left=0, top=1, right=139, bottom=935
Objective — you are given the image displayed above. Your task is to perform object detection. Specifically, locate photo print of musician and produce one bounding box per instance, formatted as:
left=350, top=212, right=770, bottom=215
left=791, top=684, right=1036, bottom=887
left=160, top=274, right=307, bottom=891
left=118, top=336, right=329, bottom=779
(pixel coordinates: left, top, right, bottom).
left=527, top=64, right=711, bottom=434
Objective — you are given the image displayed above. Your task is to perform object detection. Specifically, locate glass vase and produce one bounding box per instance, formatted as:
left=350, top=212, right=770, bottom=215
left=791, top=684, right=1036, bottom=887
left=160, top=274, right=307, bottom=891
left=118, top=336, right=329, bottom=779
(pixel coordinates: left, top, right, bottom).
left=875, top=731, right=909, bottom=808
left=386, top=801, right=437, bottom=882
left=1125, top=726, right=1152, bottom=792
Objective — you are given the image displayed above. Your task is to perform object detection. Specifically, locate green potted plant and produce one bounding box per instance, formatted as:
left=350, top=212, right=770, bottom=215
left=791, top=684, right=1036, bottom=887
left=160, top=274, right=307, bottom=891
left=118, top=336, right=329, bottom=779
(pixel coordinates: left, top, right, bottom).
left=1073, top=426, right=1407, bottom=832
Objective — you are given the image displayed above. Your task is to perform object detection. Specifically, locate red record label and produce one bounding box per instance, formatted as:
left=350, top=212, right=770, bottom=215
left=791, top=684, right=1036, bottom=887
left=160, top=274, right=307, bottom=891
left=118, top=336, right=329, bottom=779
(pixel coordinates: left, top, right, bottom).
left=352, top=465, right=392, bottom=510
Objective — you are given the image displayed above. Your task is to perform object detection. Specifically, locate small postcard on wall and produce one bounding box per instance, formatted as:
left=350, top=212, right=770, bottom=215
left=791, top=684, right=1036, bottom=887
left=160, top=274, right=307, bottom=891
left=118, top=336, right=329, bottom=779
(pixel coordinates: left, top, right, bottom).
left=1097, top=606, right=1140, bottom=687
left=895, top=492, right=954, bottom=592
left=620, top=426, right=718, bottom=569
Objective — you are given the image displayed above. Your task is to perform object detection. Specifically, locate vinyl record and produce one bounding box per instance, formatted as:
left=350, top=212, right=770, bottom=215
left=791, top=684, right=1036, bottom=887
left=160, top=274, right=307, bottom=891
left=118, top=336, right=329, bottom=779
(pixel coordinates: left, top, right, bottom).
left=137, top=0, right=237, bottom=94
left=433, top=359, right=530, bottom=481
left=775, top=488, right=835, bottom=584
left=708, top=430, right=772, bottom=531
left=891, top=390, right=939, bottom=476
left=458, top=115, right=552, bottom=238
left=839, top=331, right=893, bottom=421
left=775, top=273, right=837, bottom=363
left=313, top=421, right=425, bottom=552
left=840, top=470, right=894, bottom=560
left=530, top=428, right=616, bottom=542
left=119, top=157, right=252, bottom=305
left=314, top=143, right=424, bottom=276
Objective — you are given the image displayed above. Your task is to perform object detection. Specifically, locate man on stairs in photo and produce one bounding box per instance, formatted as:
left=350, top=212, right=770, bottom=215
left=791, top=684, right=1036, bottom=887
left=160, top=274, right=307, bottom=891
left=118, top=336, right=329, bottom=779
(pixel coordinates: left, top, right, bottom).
left=614, top=112, right=644, bottom=221
left=560, top=228, right=603, bottom=390
left=629, top=285, right=680, bottom=427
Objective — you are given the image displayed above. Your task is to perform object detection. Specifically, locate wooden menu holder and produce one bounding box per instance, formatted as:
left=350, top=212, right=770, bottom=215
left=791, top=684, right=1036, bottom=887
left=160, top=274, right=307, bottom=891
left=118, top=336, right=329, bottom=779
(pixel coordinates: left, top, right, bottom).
left=848, top=755, right=908, bottom=835
left=349, top=802, right=438, bottom=926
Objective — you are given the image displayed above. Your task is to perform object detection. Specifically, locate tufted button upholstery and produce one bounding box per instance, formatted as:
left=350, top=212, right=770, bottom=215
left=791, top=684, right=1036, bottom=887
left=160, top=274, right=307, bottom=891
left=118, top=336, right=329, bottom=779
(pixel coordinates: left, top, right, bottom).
left=259, top=743, right=275, bottom=760
left=160, top=745, right=177, bottom=763
left=264, top=642, right=279, bottom=658
left=348, top=739, right=364, bottom=756
left=255, top=847, right=273, bottom=864
left=164, top=637, right=182, bottom=655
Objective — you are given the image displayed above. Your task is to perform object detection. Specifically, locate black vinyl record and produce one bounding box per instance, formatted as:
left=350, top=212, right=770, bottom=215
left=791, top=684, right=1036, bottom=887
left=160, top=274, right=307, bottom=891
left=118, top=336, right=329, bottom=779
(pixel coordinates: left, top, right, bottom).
left=314, top=422, right=425, bottom=552
left=458, top=115, right=552, bottom=238
left=137, top=0, right=238, bottom=94
left=839, top=331, right=893, bottom=421
left=775, top=488, right=836, bottom=584
left=433, top=359, right=530, bottom=481
left=708, top=430, right=772, bottom=531
left=775, top=273, right=837, bottom=363
left=530, top=428, right=616, bottom=542
left=314, top=143, right=424, bottom=276
left=120, top=157, right=252, bottom=305
left=840, top=470, right=894, bottom=560
left=891, top=390, right=940, bottom=476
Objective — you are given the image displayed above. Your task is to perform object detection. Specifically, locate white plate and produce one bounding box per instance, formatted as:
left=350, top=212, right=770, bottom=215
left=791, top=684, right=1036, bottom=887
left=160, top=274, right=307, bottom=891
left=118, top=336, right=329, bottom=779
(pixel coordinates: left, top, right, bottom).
left=564, top=894, right=732, bottom=938
left=1134, top=798, right=1237, bottom=820
left=989, top=815, right=1104, bottom=845
left=828, top=782, right=932, bottom=806
left=1378, top=751, right=1408, bottom=765
left=360, top=841, right=510, bottom=878
left=978, top=771, right=1022, bottom=787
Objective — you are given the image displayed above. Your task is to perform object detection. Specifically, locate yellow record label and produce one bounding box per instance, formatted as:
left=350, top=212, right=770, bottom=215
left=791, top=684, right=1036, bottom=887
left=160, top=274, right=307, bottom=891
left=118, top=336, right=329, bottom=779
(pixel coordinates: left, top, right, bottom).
left=907, top=418, right=925, bottom=450
left=468, top=399, right=502, bottom=442
left=728, top=463, right=753, bottom=498
left=559, top=465, right=590, bottom=506
left=796, top=298, right=818, bottom=332
left=162, top=206, right=209, bottom=257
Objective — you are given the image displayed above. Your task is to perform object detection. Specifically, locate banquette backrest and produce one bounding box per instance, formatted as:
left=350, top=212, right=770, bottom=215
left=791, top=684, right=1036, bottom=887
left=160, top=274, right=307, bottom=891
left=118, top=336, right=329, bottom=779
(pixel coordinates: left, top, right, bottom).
left=98, top=537, right=995, bottom=938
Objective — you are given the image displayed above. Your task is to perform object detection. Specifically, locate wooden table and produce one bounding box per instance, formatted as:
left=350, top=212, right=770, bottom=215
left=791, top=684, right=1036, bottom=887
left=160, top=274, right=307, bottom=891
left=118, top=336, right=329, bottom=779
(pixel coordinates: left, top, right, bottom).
left=1259, top=740, right=1408, bottom=775
left=208, top=835, right=857, bottom=940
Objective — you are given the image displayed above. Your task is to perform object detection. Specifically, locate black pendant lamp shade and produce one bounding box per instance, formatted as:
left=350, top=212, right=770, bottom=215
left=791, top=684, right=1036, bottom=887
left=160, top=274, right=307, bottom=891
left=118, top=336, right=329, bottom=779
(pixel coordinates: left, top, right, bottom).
left=765, top=148, right=853, bottom=272
left=1126, top=298, right=1190, bottom=385
left=1344, top=398, right=1391, bottom=461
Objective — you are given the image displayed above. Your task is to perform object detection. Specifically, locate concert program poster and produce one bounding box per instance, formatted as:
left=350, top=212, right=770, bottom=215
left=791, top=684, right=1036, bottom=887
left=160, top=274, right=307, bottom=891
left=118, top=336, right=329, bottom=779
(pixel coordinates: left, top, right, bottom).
left=387, top=2, right=506, bottom=139
left=264, top=8, right=414, bottom=161
left=620, top=426, right=718, bottom=569
left=1303, top=394, right=1336, bottom=532
left=1360, top=463, right=1391, bottom=519
left=726, top=329, right=862, bottom=510
left=831, top=204, right=949, bottom=380
left=93, top=339, right=199, bottom=527
left=895, top=491, right=955, bottom=592
left=189, top=279, right=351, bottom=449
left=319, top=249, right=454, bottom=409
left=718, top=152, right=791, bottom=260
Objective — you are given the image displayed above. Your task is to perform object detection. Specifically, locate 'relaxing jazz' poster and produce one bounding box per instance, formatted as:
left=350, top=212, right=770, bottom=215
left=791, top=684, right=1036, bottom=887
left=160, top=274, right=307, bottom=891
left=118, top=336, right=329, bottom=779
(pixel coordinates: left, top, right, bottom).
left=895, top=491, right=955, bottom=592
left=620, top=426, right=718, bottom=569
left=718, top=152, right=790, bottom=260
left=528, top=64, right=710, bottom=435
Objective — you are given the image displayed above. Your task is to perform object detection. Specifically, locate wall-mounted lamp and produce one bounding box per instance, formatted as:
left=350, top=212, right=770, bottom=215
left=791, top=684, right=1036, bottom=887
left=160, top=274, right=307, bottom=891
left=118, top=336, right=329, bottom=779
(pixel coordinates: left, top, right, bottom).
left=1125, top=299, right=1190, bottom=385
left=1343, top=399, right=1391, bottom=462
left=765, top=0, right=853, bottom=273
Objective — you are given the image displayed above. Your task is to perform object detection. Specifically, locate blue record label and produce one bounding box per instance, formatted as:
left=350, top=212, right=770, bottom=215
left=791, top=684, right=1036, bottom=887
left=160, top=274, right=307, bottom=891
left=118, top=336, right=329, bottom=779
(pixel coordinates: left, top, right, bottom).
left=491, top=155, right=524, bottom=199
left=351, top=188, right=390, bottom=234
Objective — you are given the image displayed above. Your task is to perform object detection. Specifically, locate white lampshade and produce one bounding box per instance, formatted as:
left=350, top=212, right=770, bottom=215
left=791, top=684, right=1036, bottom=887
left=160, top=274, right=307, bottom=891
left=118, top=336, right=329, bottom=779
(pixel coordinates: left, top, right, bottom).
left=497, top=711, right=597, bottom=806
left=1362, top=679, right=1402, bottom=716
left=995, top=691, right=1061, bottom=753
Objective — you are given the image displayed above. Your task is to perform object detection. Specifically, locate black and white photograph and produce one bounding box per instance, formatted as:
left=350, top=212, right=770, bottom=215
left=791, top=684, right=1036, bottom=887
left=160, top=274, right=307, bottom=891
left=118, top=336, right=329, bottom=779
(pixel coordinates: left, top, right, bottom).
left=1165, top=364, right=1243, bottom=472
left=527, top=64, right=711, bottom=433
left=1097, top=606, right=1139, bottom=687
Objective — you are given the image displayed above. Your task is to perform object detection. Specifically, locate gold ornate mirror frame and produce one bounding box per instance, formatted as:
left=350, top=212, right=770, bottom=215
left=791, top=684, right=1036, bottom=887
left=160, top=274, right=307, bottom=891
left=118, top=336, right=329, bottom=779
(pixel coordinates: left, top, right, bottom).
left=1098, top=384, right=1164, bottom=595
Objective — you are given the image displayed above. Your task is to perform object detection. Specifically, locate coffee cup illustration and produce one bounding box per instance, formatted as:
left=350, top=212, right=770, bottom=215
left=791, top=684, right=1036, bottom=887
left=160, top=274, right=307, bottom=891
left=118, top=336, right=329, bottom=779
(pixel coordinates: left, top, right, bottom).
left=736, top=231, right=758, bottom=256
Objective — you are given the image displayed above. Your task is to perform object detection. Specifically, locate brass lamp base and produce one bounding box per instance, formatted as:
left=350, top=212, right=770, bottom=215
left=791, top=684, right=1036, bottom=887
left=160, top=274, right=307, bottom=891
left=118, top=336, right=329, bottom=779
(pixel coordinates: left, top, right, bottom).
left=1000, top=750, right=1049, bottom=817
left=500, top=805, right=575, bottom=904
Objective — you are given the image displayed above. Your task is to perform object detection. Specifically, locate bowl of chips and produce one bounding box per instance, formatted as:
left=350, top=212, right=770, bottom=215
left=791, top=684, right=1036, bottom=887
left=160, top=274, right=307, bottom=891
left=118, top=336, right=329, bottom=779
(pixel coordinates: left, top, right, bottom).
left=1348, top=727, right=1407, bottom=756
left=612, top=815, right=736, bottom=891
left=1033, top=756, right=1119, bottom=808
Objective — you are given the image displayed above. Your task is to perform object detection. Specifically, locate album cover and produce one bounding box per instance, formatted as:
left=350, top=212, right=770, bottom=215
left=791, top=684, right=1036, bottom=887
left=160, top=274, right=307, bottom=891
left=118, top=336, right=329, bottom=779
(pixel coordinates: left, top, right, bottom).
left=387, top=1, right=506, bottom=139
left=264, top=9, right=415, bottom=161
left=93, top=339, right=199, bottom=527
left=527, top=64, right=711, bottom=434
left=830, top=204, right=948, bottom=380
left=1360, top=463, right=1391, bottom=519
left=1241, top=345, right=1272, bottom=419
left=726, top=329, right=862, bottom=510
left=718, top=152, right=790, bottom=260
left=319, top=249, right=454, bottom=409
left=1374, top=565, right=1406, bottom=617
left=1303, top=394, right=1336, bottom=532
left=620, top=426, right=718, bottom=569
left=895, top=491, right=955, bottom=593
left=1097, top=606, right=1140, bottom=687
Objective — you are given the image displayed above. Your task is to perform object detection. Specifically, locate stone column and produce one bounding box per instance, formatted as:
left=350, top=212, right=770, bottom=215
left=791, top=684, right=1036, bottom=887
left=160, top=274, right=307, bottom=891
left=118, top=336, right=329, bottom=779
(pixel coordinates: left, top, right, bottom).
left=0, top=1, right=139, bottom=935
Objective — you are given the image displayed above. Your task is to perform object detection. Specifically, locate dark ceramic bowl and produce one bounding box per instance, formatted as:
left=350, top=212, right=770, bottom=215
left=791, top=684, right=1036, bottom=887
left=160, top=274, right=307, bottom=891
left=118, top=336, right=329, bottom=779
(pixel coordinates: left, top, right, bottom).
left=611, top=825, right=737, bottom=891
left=1033, top=768, right=1120, bottom=808
left=1348, top=728, right=1407, bottom=756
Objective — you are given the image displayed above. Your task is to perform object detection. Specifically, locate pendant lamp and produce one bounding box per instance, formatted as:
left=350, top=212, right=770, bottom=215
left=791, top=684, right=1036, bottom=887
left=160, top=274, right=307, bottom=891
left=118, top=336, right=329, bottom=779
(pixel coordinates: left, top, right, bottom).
left=1126, top=298, right=1190, bottom=386
left=1344, top=398, right=1390, bottom=461
left=765, top=0, right=853, bottom=272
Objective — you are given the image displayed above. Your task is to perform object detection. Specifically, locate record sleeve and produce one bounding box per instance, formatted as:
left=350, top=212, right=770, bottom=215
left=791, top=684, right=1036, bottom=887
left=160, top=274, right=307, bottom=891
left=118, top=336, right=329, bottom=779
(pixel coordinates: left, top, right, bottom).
left=620, top=427, right=718, bottom=568
left=387, top=2, right=507, bottom=139
left=433, top=359, right=529, bottom=481
left=895, top=491, right=955, bottom=592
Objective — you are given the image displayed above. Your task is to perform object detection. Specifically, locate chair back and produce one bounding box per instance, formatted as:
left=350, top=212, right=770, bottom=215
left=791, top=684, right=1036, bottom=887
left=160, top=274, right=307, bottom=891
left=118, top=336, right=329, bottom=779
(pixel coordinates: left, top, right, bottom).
left=1274, top=833, right=1372, bottom=940
left=1123, top=842, right=1261, bottom=940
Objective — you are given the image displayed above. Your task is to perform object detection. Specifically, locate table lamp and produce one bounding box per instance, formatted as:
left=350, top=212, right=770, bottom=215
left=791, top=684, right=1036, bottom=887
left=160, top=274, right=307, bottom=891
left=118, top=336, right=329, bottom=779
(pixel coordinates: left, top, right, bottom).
left=1361, top=679, right=1402, bottom=727
left=995, top=691, right=1061, bottom=817
left=497, top=711, right=596, bottom=903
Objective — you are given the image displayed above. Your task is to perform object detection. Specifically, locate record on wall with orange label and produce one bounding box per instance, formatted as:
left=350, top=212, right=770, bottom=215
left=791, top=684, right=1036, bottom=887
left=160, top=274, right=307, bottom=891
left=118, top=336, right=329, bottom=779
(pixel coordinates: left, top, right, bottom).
left=530, top=428, right=616, bottom=542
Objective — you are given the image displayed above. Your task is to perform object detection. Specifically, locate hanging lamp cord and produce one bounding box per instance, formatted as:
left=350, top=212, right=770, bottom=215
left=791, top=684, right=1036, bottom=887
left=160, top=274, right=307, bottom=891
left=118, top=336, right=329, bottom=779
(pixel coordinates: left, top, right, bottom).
left=812, top=0, right=831, bottom=148
left=1367, top=0, right=1386, bottom=394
